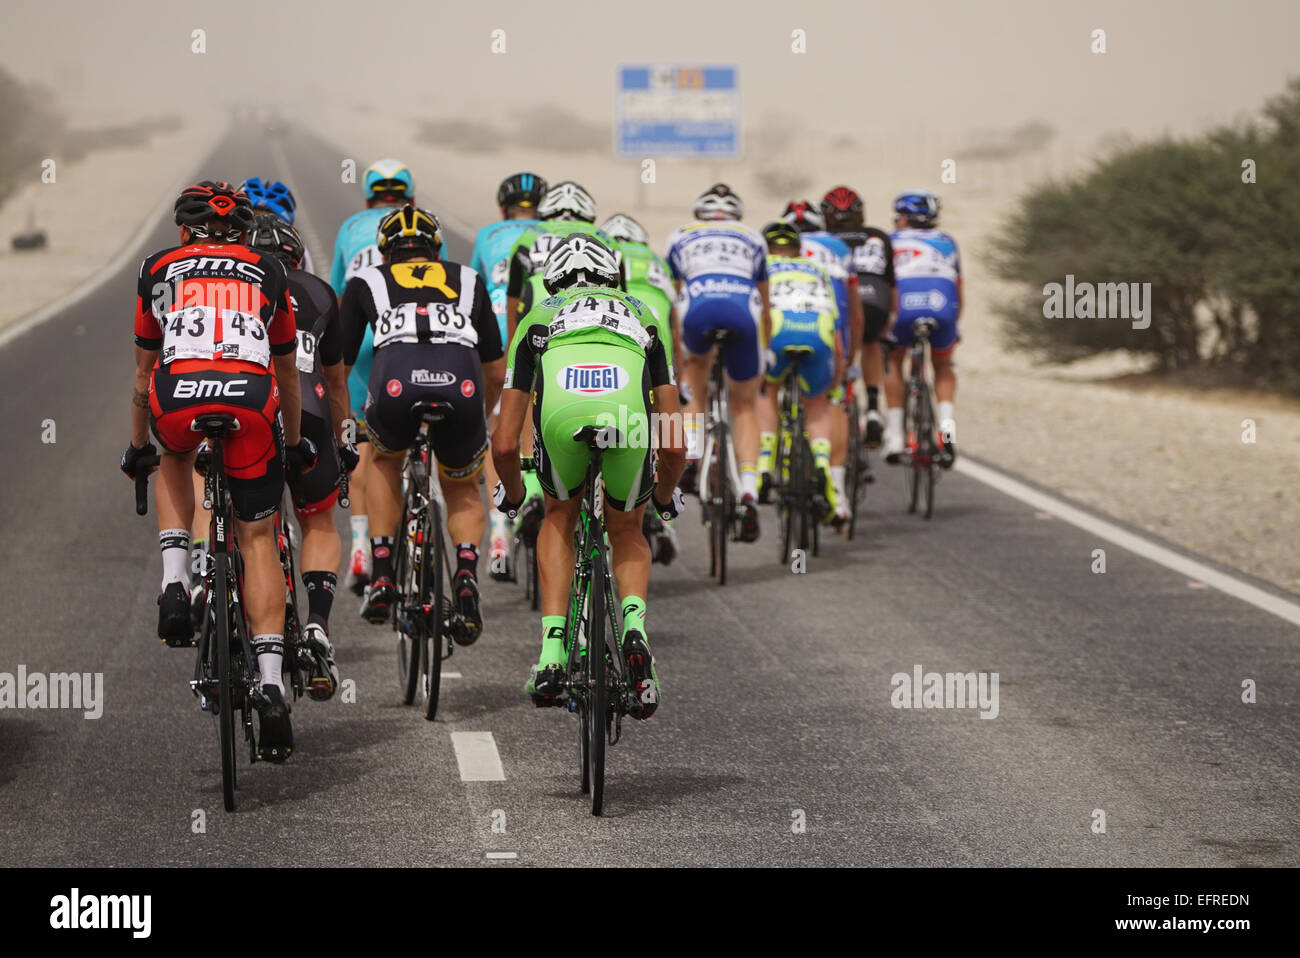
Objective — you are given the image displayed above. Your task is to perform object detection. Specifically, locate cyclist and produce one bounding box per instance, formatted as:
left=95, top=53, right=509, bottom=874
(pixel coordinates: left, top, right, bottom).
left=240, top=177, right=316, bottom=273
left=781, top=200, right=857, bottom=523
left=820, top=185, right=895, bottom=448
left=246, top=212, right=352, bottom=698
left=885, top=190, right=960, bottom=467
left=665, top=183, right=770, bottom=542
left=755, top=220, right=842, bottom=521
left=601, top=211, right=682, bottom=564
left=491, top=234, right=684, bottom=717
left=339, top=205, right=505, bottom=640
left=120, top=181, right=316, bottom=761
left=469, top=172, right=548, bottom=581
left=329, top=158, right=416, bottom=595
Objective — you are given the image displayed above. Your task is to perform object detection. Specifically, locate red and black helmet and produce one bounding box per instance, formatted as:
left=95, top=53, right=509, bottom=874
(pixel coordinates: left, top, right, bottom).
left=174, top=181, right=255, bottom=236
left=782, top=199, right=825, bottom=233
left=820, top=186, right=864, bottom=228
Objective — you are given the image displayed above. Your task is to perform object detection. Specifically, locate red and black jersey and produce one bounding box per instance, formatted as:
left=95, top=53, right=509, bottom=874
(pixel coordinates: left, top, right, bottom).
left=134, top=243, right=297, bottom=370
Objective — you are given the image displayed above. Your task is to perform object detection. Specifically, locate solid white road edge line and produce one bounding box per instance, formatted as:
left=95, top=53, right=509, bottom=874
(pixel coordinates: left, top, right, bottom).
left=954, top=457, right=1300, bottom=628
left=451, top=730, right=505, bottom=782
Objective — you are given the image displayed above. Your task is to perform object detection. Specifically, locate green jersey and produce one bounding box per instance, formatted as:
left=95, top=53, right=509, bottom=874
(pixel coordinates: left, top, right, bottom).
left=611, top=239, right=676, bottom=351
left=504, top=221, right=613, bottom=324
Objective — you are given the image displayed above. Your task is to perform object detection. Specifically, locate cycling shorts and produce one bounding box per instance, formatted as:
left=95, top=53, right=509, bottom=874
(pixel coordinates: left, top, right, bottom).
left=286, top=411, right=340, bottom=515
left=861, top=302, right=891, bottom=343
left=679, top=279, right=763, bottom=381
left=533, top=340, right=655, bottom=512
left=150, top=362, right=284, bottom=522
left=892, top=311, right=959, bottom=354
left=363, top=344, right=488, bottom=479
left=765, top=312, right=835, bottom=398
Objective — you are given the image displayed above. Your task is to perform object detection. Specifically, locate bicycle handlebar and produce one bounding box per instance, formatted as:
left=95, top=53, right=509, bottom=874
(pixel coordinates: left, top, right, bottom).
left=134, top=455, right=161, bottom=515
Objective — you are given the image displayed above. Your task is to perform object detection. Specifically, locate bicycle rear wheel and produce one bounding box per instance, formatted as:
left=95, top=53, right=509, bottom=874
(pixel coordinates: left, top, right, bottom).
left=587, top=545, right=607, bottom=816
left=395, top=507, right=420, bottom=706
left=422, top=494, right=445, bottom=722
left=917, top=389, right=937, bottom=520
left=214, top=552, right=237, bottom=813
left=708, top=448, right=728, bottom=585
left=845, top=406, right=863, bottom=540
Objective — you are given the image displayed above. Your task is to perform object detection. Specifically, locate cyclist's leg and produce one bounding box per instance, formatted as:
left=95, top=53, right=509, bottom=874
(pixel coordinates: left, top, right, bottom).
left=883, top=313, right=917, bottom=462
left=930, top=318, right=960, bottom=462
left=797, top=338, right=837, bottom=515
left=861, top=302, right=890, bottom=446
left=345, top=325, right=375, bottom=592
left=758, top=321, right=795, bottom=497
left=678, top=294, right=716, bottom=465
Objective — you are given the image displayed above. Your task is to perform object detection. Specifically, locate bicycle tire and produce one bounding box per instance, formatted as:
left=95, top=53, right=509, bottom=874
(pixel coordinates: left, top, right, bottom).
left=917, top=387, right=936, bottom=521
left=528, top=540, right=539, bottom=611
left=846, top=406, right=863, bottom=540
left=777, top=425, right=794, bottom=565
left=588, top=543, right=607, bottom=816
left=711, top=443, right=728, bottom=585
left=422, top=492, right=444, bottom=722
left=903, top=385, right=920, bottom=514
left=215, top=552, right=237, bottom=813
left=395, top=503, right=420, bottom=706
left=279, top=515, right=304, bottom=700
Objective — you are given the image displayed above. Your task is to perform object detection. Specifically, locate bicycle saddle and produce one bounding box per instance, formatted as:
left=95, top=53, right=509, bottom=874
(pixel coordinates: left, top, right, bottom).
left=190, top=414, right=239, bottom=437
left=411, top=400, right=454, bottom=424
left=573, top=425, right=621, bottom=449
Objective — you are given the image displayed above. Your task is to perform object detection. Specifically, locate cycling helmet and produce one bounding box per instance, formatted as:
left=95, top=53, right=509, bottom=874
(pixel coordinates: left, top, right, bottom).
left=538, top=181, right=597, bottom=222
left=497, top=171, right=548, bottom=210
left=600, top=212, right=649, bottom=245
left=376, top=204, right=442, bottom=259
left=893, top=189, right=940, bottom=227
left=820, top=186, right=864, bottom=229
left=246, top=211, right=305, bottom=268
left=240, top=177, right=297, bottom=224
left=174, top=181, right=255, bottom=240
left=783, top=200, right=825, bottom=233
left=693, top=183, right=743, bottom=221
left=363, top=158, right=415, bottom=202
left=542, top=233, right=621, bottom=294
left=761, top=220, right=801, bottom=249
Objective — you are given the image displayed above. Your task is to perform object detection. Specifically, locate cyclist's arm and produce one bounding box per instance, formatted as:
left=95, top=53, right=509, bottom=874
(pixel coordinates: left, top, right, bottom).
left=491, top=319, right=537, bottom=500
left=846, top=277, right=864, bottom=369
left=757, top=280, right=772, bottom=345
left=269, top=284, right=302, bottom=446
left=131, top=346, right=157, bottom=448
left=955, top=275, right=963, bottom=320
left=318, top=300, right=350, bottom=445
left=338, top=277, right=373, bottom=368
left=471, top=275, right=506, bottom=414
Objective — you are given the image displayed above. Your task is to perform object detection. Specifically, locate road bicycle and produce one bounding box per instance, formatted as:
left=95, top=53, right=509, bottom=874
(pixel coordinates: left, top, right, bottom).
left=771, top=347, right=827, bottom=564
left=897, top=318, right=942, bottom=519
left=698, top=329, right=741, bottom=584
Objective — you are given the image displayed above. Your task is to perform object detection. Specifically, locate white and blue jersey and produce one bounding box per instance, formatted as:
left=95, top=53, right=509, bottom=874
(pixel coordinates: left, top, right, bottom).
left=664, top=221, right=768, bottom=380
left=469, top=218, right=539, bottom=346
left=330, top=208, right=391, bottom=419
left=889, top=227, right=961, bottom=353
left=800, top=232, right=854, bottom=353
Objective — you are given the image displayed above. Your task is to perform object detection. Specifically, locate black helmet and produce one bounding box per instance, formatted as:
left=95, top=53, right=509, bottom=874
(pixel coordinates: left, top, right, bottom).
left=761, top=220, right=801, bottom=249
left=174, top=181, right=254, bottom=240
left=376, top=204, right=443, bottom=260
left=497, top=171, right=548, bottom=210
left=246, top=211, right=305, bottom=268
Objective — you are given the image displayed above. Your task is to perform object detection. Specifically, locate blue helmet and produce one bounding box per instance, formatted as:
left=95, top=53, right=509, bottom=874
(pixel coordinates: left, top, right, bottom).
left=240, top=177, right=296, bottom=224
left=893, top=190, right=940, bottom=227
left=363, top=158, right=415, bottom=202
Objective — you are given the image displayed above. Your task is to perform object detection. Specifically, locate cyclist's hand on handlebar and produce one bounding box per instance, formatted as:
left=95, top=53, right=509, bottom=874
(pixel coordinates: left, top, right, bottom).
left=763, top=348, right=777, bottom=377
left=121, top=441, right=158, bottom=480
left=338, top=442, right=360, bottom=473
left=651, top=486, right=685, bottom=521
left=492, top=480, right=526, bottom=518
left=285, top=436, right=318, bottom=472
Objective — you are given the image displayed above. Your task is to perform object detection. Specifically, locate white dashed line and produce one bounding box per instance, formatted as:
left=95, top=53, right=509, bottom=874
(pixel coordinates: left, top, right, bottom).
left=451, top=731, right=505, bottom=781
left=956, top=457, right=1300, bottom=628
left=483, top=851, right=518, bottom=861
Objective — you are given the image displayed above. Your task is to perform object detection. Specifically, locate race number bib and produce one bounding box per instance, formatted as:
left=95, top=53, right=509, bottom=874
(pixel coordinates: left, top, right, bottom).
left=675, top=235, right=756, bottom=279
left=372, top=300, right=478, bottom=350
left=770, top=279, right=833, bottom=316
left=346, top=244, right=381, bottom=283
left=528, top=233, right=562, bottom=270
left=160, top=305, right=271, bottom=368
left=853, top=239, right=888, bottom=276
left=296, top=329, right=318, bottom=373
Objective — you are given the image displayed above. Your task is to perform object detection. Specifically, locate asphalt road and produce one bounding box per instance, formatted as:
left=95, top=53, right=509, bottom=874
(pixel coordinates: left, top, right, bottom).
left=1, top=123, right=1296, bottom=867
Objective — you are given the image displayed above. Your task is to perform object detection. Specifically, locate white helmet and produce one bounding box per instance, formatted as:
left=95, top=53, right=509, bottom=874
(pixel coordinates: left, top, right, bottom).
left=538, top=181, right=597, bottom=222
left=600, top=213, right=649, bottom=245
left=543, top=234, right=622, bottom=294
left=693, top=183, right=743, bottom=221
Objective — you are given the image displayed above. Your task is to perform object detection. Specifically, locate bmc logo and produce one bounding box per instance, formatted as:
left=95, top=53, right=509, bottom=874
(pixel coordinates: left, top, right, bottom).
left=163, top=257, right=266, bottom=283
left=174, top=378, right=249, bottom=399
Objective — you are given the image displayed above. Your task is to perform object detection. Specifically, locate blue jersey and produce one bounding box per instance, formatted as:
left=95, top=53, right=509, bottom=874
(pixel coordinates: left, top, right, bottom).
left=800, top=232, right=853, bottom=345
left=330, top=208, right=390, bottom=297
left=469, top=218, right=539, bottom=342
left=889, top=228, right=961, bottom=320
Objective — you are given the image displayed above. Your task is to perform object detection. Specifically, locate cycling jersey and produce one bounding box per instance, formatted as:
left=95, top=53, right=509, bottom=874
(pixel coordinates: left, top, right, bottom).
left=340, top=258, right=502, bottom=466
left=286, top=269, right=343, bottom=513
left=469, top=218, right=539, bottom=345
left=505, top=221, right=613, bottom=324
left=609, top=239, right=676, bottom=354
left=664, top=221, right=768, bottom=380
left=890, top=227, right=961, bottom=353
left=764, top=256, right=838, bottom=398
left=330, top=206, right=394, bottom=421
left=504, top=286, right=673, bottom=509
left=134, top=242, right=298, bottom=521
left=833, top=226, right=894, bottom=312
left=800, top=232, right=856, bottom=352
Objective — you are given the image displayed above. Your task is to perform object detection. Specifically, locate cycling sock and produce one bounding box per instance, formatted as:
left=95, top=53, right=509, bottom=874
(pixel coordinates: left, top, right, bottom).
left=540, top=616, right=566, bottom=665
left=370, top=536, right=395, bottom=581
left=621, top=595, right=647, bottom=639
left=811, top=438, right=832, bottom=475
left=190, top=537, right=209, bottom=580
left=684, top=417, right=703, bottom=460
left=159, top=529, right=190, bottom=589
left=302, top=571, right=337, bottom=630
left=350, top=516, right=369, bottom=556
left=253, top=634, right=284, bottom=693
left=739, top=463, right=758, bottom=500
left=866, top=386, right=880, bottom=411
left=758, top=432, right=776, bottom=475
left=830, top=465, right=846, bottom=492
left=455, top=543, right=479, bottom=578
left=887, top=407, right=904, bottom=439
left=937, top=401, right=955, bottom=436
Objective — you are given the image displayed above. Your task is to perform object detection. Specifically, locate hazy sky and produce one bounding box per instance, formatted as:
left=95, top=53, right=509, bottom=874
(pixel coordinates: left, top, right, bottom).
left=3, top=0, right=1296, bottom=142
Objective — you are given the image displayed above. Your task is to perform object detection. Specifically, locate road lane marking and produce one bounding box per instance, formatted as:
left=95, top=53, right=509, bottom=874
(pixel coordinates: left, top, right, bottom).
left=451, top=731, right=505, bottom=781
left=956, top=458, right=1300, bottom=628
left=484, top=851, right=518, bottom=861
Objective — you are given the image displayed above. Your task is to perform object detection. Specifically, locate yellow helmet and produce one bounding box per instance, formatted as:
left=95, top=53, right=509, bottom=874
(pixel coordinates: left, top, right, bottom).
left=376, top=204, right=442, bottom=258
